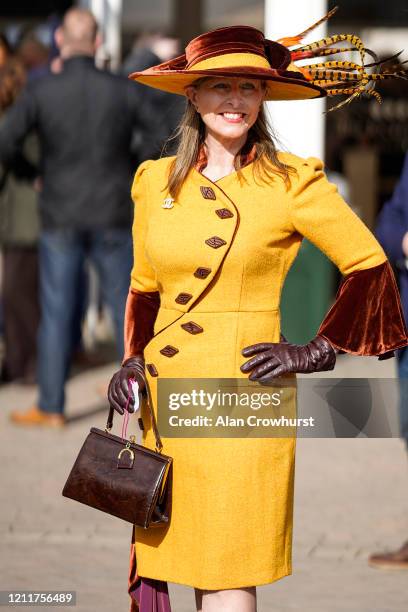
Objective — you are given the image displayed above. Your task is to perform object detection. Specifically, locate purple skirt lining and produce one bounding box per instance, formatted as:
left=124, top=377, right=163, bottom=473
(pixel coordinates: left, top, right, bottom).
left=129, top=575, right=172, bottom=612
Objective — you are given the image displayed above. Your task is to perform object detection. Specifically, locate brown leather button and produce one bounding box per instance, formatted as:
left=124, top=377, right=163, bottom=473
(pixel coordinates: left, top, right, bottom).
left=215, top=208, right=234, bottom=219
left=175, top=292, right=193, bottom=305
left=194, top=267, right=211, bottom=279
left=146, top=363, right=158, bottom=377
left=205, top=236, right=227, bottom=249
left=181, top=321, right=204, bottom=334
left=160, top=345, right=179, bottom=357
left=200, top=186, right=216, bottom=200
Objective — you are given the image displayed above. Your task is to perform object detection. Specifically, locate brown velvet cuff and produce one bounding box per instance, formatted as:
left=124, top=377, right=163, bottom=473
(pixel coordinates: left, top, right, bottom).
left=122, top=288, right=160, bottom=363
left=317, top=260, right=408, bottom=358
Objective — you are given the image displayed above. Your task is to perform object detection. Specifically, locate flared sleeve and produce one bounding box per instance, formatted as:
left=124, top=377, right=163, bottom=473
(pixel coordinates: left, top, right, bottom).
left=123, top=160, right=161, bottom=363
left=288, top=156, right=408, bottom=358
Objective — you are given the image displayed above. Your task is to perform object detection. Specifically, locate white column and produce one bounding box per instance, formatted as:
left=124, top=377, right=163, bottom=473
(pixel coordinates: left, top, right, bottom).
left=103, top=0, right=122, bottom=71
left=264, top=0, right=328, bottom=159
left=80, top=0, right=122, bottom=70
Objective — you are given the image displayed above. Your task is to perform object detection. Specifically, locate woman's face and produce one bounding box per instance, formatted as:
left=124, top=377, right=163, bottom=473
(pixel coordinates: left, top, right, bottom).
left=186, top=77, right=265, bottom=143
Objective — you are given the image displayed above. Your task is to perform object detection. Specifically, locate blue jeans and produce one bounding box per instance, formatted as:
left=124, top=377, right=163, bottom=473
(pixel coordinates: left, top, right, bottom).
left=37, top=228, right=132, bottom=414
left=397, top=346, right=408, bottom=448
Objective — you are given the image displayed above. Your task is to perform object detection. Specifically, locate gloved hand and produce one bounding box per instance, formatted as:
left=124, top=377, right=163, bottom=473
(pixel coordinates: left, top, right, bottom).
left=107, top=356, right=146, bottom=415
left=240, top=335, right=336, bottom=382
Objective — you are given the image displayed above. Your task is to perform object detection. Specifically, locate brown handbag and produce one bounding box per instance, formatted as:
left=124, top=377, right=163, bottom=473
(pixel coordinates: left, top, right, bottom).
left=62, top=373, right=173, bottom=528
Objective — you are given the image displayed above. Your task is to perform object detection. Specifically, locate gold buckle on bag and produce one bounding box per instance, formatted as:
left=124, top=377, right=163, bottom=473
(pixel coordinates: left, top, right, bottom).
left=118, top=441, right=135, bottom=462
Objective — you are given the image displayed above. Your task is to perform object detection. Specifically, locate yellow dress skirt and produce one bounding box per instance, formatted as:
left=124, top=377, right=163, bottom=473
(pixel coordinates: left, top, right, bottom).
left=137, top=310, right=296, bottom=589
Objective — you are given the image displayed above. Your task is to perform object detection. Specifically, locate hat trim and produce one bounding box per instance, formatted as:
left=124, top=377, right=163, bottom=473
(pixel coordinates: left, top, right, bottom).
left=191, top=52, right=271, bottom=71
left=185, top=41, right=290, bottom=70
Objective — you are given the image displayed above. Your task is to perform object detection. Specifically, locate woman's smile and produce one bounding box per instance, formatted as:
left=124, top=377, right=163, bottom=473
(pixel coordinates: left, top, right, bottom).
left=219, top=111, right=246, bottom=123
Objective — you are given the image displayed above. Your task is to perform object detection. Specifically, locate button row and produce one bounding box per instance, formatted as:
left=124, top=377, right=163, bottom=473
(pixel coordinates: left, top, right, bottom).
left=174, top=235, right=227, bottom=305
left=166, top=185, right=234, bottom=351
left=177, top=187, right=231, bottom=304
left=159, top=319, right=204, bottom=358
left=199, top=185, right=234, bottom=219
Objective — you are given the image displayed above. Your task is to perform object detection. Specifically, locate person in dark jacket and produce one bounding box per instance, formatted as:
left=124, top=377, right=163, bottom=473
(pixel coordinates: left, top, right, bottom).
left=121, top=34, right=185, bottom=164
left=0, top=8, right=153, bottom=426
left=0, top=54, right=40, bottom=384
left=375, top=152, right=408, bottom=449
left=369, top=152, right=408, bottom=570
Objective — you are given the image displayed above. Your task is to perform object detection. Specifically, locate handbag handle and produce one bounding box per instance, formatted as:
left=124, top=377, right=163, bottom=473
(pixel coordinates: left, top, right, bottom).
left=107, top=367, right=163, bottom=452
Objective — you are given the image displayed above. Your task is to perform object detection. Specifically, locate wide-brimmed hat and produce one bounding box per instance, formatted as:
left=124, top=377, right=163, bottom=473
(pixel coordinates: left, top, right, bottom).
left=130, top=7, right=408, bottom=112
left=129, top=25, right=325, bottom=102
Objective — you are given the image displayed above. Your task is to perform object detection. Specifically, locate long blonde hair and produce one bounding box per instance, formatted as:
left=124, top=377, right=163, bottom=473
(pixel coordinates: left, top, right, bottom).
left=165, top=79, right=297, bottom=199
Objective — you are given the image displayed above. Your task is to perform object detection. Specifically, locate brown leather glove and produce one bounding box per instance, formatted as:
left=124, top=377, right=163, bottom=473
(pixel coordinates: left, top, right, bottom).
left=107, top=356, right=146, bottom=415
left=240, top=335, right=336, bottom=382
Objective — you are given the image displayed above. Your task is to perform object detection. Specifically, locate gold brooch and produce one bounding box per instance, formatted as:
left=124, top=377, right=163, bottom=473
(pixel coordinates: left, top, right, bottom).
left=162, top=197, right=174, bottom=209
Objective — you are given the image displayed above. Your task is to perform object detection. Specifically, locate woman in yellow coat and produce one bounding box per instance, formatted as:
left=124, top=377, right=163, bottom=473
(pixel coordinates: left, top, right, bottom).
left=108, top=13, right=408, bottom=612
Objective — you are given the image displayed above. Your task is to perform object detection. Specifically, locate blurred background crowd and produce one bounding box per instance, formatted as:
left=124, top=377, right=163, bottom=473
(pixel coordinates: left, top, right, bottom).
left=0, top=2, right=186, bottom=391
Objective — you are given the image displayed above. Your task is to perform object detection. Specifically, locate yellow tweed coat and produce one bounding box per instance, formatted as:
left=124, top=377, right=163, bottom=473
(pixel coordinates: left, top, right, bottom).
left=130, top=152, right=387, bottom=590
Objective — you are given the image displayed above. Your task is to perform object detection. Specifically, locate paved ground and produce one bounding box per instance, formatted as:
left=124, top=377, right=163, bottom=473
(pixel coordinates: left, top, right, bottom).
left=1, top=353, right=407, bottom=612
